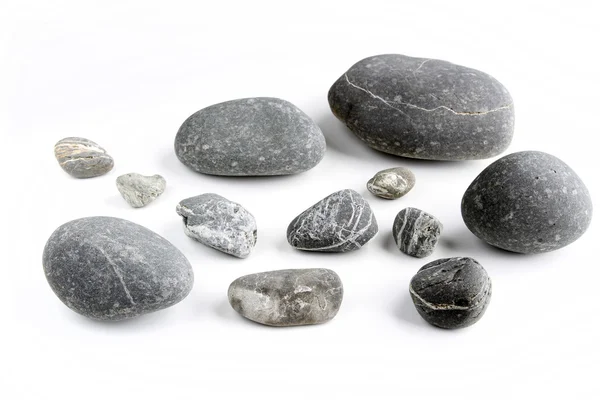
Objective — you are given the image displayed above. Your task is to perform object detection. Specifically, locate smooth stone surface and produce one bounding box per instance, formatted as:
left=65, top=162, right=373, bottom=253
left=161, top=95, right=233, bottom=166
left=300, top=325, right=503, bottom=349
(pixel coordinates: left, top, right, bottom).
left=409, top=257, right=492, bottom=329
left=54, top=137, right=114, bottom=178
left=287, top=189, right=378, bottom=252
left=461, top=151, right=593, bottom=253
left=116, top=173, right=166, bottom=208
left=43, top=217, right=194, bottom=321
left=228, top=268, right=343, bottom=327
left=175, top=97, right=326, bottom=176
left=176, top=193, right=257, bottom=258
left=328, top=54, right=514, bottom=160
left=393, top=207, right=442, bottom=258
left=367, top=167, right=415, bottom=199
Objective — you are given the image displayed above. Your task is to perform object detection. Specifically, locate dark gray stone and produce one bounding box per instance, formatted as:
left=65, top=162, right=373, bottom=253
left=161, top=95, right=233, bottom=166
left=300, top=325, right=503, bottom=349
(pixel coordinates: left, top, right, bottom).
left=116, top=173, right=166, bottom=208
left=461, top=151, right=593, bottom=253
left=54, top=137, right=114, bottom=178
left=176, top=193, right=257, bottom=258
left=287, top=189, right=378, bottom=252
left=228, top=268, right=343, bottom=327
left=175, top=97, right=326, bottom=176
left=42, top=217, right=194, bottom=321
left=393, top=207, right=442, bottom=258
left=409, top=257, right=492, bottom=329
left=367, top=167, right=415, bottom=199
left=328, top=54, right=514, bottom=160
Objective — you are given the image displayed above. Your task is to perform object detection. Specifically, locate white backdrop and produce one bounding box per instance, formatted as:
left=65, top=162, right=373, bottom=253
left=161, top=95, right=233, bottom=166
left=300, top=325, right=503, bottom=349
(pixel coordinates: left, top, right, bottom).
left=2, top=1, right=598, bottom=398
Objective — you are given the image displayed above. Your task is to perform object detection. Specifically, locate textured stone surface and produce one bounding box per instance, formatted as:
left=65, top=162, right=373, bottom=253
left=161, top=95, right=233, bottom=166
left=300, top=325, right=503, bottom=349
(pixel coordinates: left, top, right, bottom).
left=328, top=54, right=514, bottom=160
left=287, top=189, right=378, bottom=252
left=462, top=151, right=593, bottom=253
left=42, top=217, right=194, bottom=321
left=228, top=268, right=343, bottom=327
left=175, top=97, right=326, bottom=176
left=54, top=137, right=114, bottom=178
left=116, top=173, right=166, bottom=208
left=367, top=167, right=415, bottom=199
left=409, top=257, right=492, bottom=329
left=176, top=193, right=257, bottom=258
left=393, top=207, right=442, bottom=258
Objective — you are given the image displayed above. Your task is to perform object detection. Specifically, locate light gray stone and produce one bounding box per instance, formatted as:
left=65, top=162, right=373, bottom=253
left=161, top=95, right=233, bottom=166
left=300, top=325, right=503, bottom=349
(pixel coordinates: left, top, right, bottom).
left=393, top=207, right=442, bottom=258
left=54, top=137, right=114, bottom=178
left=116, top=173, right=166, bottom=208
left=367, top=167, right=415, bottom=199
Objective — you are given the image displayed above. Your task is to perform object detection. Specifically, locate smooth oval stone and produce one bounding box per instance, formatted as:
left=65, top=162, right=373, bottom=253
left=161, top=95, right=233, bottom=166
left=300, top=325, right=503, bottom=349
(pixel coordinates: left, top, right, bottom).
left=461, top=151, right=593, bottom=253
left=409, top=257, right=492, bottom=329
left=367, top=167, right=415, bottom=199
left=43, top=217, right=194, bottom=320
left=393, top=207, right=442, bottom=258
left=328, top=54, right=514, bottom=160
left=176, top=193, right=257, bottom=258
left=228, top=268, right=343, bottom=326
left=174, top=97, right=326, bottom=176
left=116, top=173, right=166, bottom=208
left=54, top=137, right=114, bottom=178
left=287, top=189, right=378, bottom=252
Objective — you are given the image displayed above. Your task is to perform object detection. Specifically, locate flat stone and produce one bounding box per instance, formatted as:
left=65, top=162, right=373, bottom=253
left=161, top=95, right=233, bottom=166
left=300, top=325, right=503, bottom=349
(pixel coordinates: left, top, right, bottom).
left=461, top=151, right=593, bottom=253
left=176, top=193, right=257, bottom=258
left=409, top=257, right=492, bottom=329
left=367, top=167, right=415, bottom=199
left=287, top=189, right=378, bottom=252
left=328, top=54, right=514, bottom=160
left=175, top=97, right=326, bottom=176
left=116, top=173, right=166, bottom=208
left=393, top=207, right=442, bottom=258
left=42, top=217, right=194, bottom=321
left=54, top=137, right=114, bottom=178
left=228, top=268, right=343, bottom=326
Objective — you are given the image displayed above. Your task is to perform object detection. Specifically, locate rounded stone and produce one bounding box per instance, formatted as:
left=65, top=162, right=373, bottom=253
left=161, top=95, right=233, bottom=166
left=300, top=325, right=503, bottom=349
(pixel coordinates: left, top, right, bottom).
left=393, top=207, right=442, bottom=258
left=367, top=167, right=415, bottom=199
left=54, top=137, right=114, bottom=178
left=328, top=54, right=514, bottom=160
left=43, top=216, right=194, bottom=320
left=409, top=257, right=492, bottom=329
left=174, top=97, right=326, bottom=176
left=461, top=151, right=593, bottom=253
left=116, top=173, right=166, bottom=208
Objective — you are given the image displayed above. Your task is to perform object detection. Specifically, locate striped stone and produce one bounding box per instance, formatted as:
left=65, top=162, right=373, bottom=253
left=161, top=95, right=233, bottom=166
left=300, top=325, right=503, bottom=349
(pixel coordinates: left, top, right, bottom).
left=54, top=137, right=114, bottom=178
left=393, top=207, right=442, bottom=258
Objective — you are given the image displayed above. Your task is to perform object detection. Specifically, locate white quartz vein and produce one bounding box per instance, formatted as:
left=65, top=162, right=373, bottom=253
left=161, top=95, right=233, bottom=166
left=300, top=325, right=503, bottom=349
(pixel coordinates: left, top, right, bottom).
left=97, top=247, right=136, bottom=306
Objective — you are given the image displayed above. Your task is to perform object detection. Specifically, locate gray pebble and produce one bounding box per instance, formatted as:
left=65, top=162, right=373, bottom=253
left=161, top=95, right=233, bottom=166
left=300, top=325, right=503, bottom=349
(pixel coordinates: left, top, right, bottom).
left=461, top=151, right=593, bottom=253
left=328, top=54, right=514, bottom=160
left=116, top=173, right=166, bottom=208
left=367, top=167, right=415, bottom=199
left=287, top=189, right=378, bottom=252
left=228, top=268, right=343, bottom=327
left=409, top=257, right=492, bottom=329
left=175, top=97, right=326, bottom=176
left=176, top=193, right=257, bottom=258
left=393, top=207, right=442, bottom=258
left=42, top=216, right=194, bottom=321
left=54, top=137, right=114, bottom=178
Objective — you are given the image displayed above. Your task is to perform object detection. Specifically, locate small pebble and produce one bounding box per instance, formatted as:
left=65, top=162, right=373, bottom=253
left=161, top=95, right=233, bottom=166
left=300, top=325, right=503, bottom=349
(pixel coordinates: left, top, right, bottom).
left=116, top=173, right=166, bottom=208
left=367, top=167, right=415, bottom=199
left=393, top=207, right=442, bottom=258
left=54, top=137, right=114, bottom=178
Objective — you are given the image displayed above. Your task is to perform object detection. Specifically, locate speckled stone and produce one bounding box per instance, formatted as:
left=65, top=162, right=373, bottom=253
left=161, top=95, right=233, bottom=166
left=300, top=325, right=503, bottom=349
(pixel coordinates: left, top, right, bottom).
left=54, top=137, right=114, bottom=178
left=328, top=54, right=514, bottom=160
left=42, top=217, right=194, bottom=321
left=228, top=268, right=343, bottom=327
left=176, top=193, right=257, bottom=258
left=409, top=257, right=491, bottom=329
left=287, top=189, right=378, bottom=252
left=174, top=97, right=326, bottom=176
left=461, top=151, right=593, bottom=253
left=367, top=167, right=415, bottom=199
left=116, top=173, right=166, bottom=208
left=393, top=207, right=442, bottom=258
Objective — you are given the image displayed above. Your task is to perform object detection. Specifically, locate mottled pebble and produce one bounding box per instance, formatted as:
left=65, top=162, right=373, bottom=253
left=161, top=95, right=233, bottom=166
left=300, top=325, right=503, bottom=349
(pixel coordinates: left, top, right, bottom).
left=116, top=173, right=166, bottom=208
left=367, top=167, right=415, bottom=199
left=393, top=207, right=442, bottom=258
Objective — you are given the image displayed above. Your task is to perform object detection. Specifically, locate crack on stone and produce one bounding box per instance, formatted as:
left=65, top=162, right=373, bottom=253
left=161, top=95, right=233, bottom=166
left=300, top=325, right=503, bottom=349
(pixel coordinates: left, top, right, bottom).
left=96, top=246, right=136, bottom=306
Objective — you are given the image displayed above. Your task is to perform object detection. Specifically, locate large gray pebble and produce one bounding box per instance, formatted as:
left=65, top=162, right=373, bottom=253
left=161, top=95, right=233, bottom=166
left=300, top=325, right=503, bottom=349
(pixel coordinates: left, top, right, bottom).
left=328, top=54, right=514, bottom=160
left=54, top=137, right=114, bottom=178
left=42, top=217, right=194, bottom=321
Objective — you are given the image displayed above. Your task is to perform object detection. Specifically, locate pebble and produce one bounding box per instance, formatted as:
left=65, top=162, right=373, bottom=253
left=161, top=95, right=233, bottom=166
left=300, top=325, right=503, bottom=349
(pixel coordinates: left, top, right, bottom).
left=175, top=97, right=326, bottom=176
left=367, top=167, right=415, bottom=199
left=228, top=268, right=343, bottom=326
left=328, top=54, right=514, bottom=160
left=461, top=151, right=593, bottom=253
left=287, top=189, right=378, bottom=252
left=116, top=173, right=166, bottom=208
left=409, top=257, right=492, bottom=329
left=54, top=137, right=114, bottom=178
left=393, top=207, right=442, bottom=258
left=176, top=193, right=257, bottom=258
left=42, top=217, right=194, bottom=321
